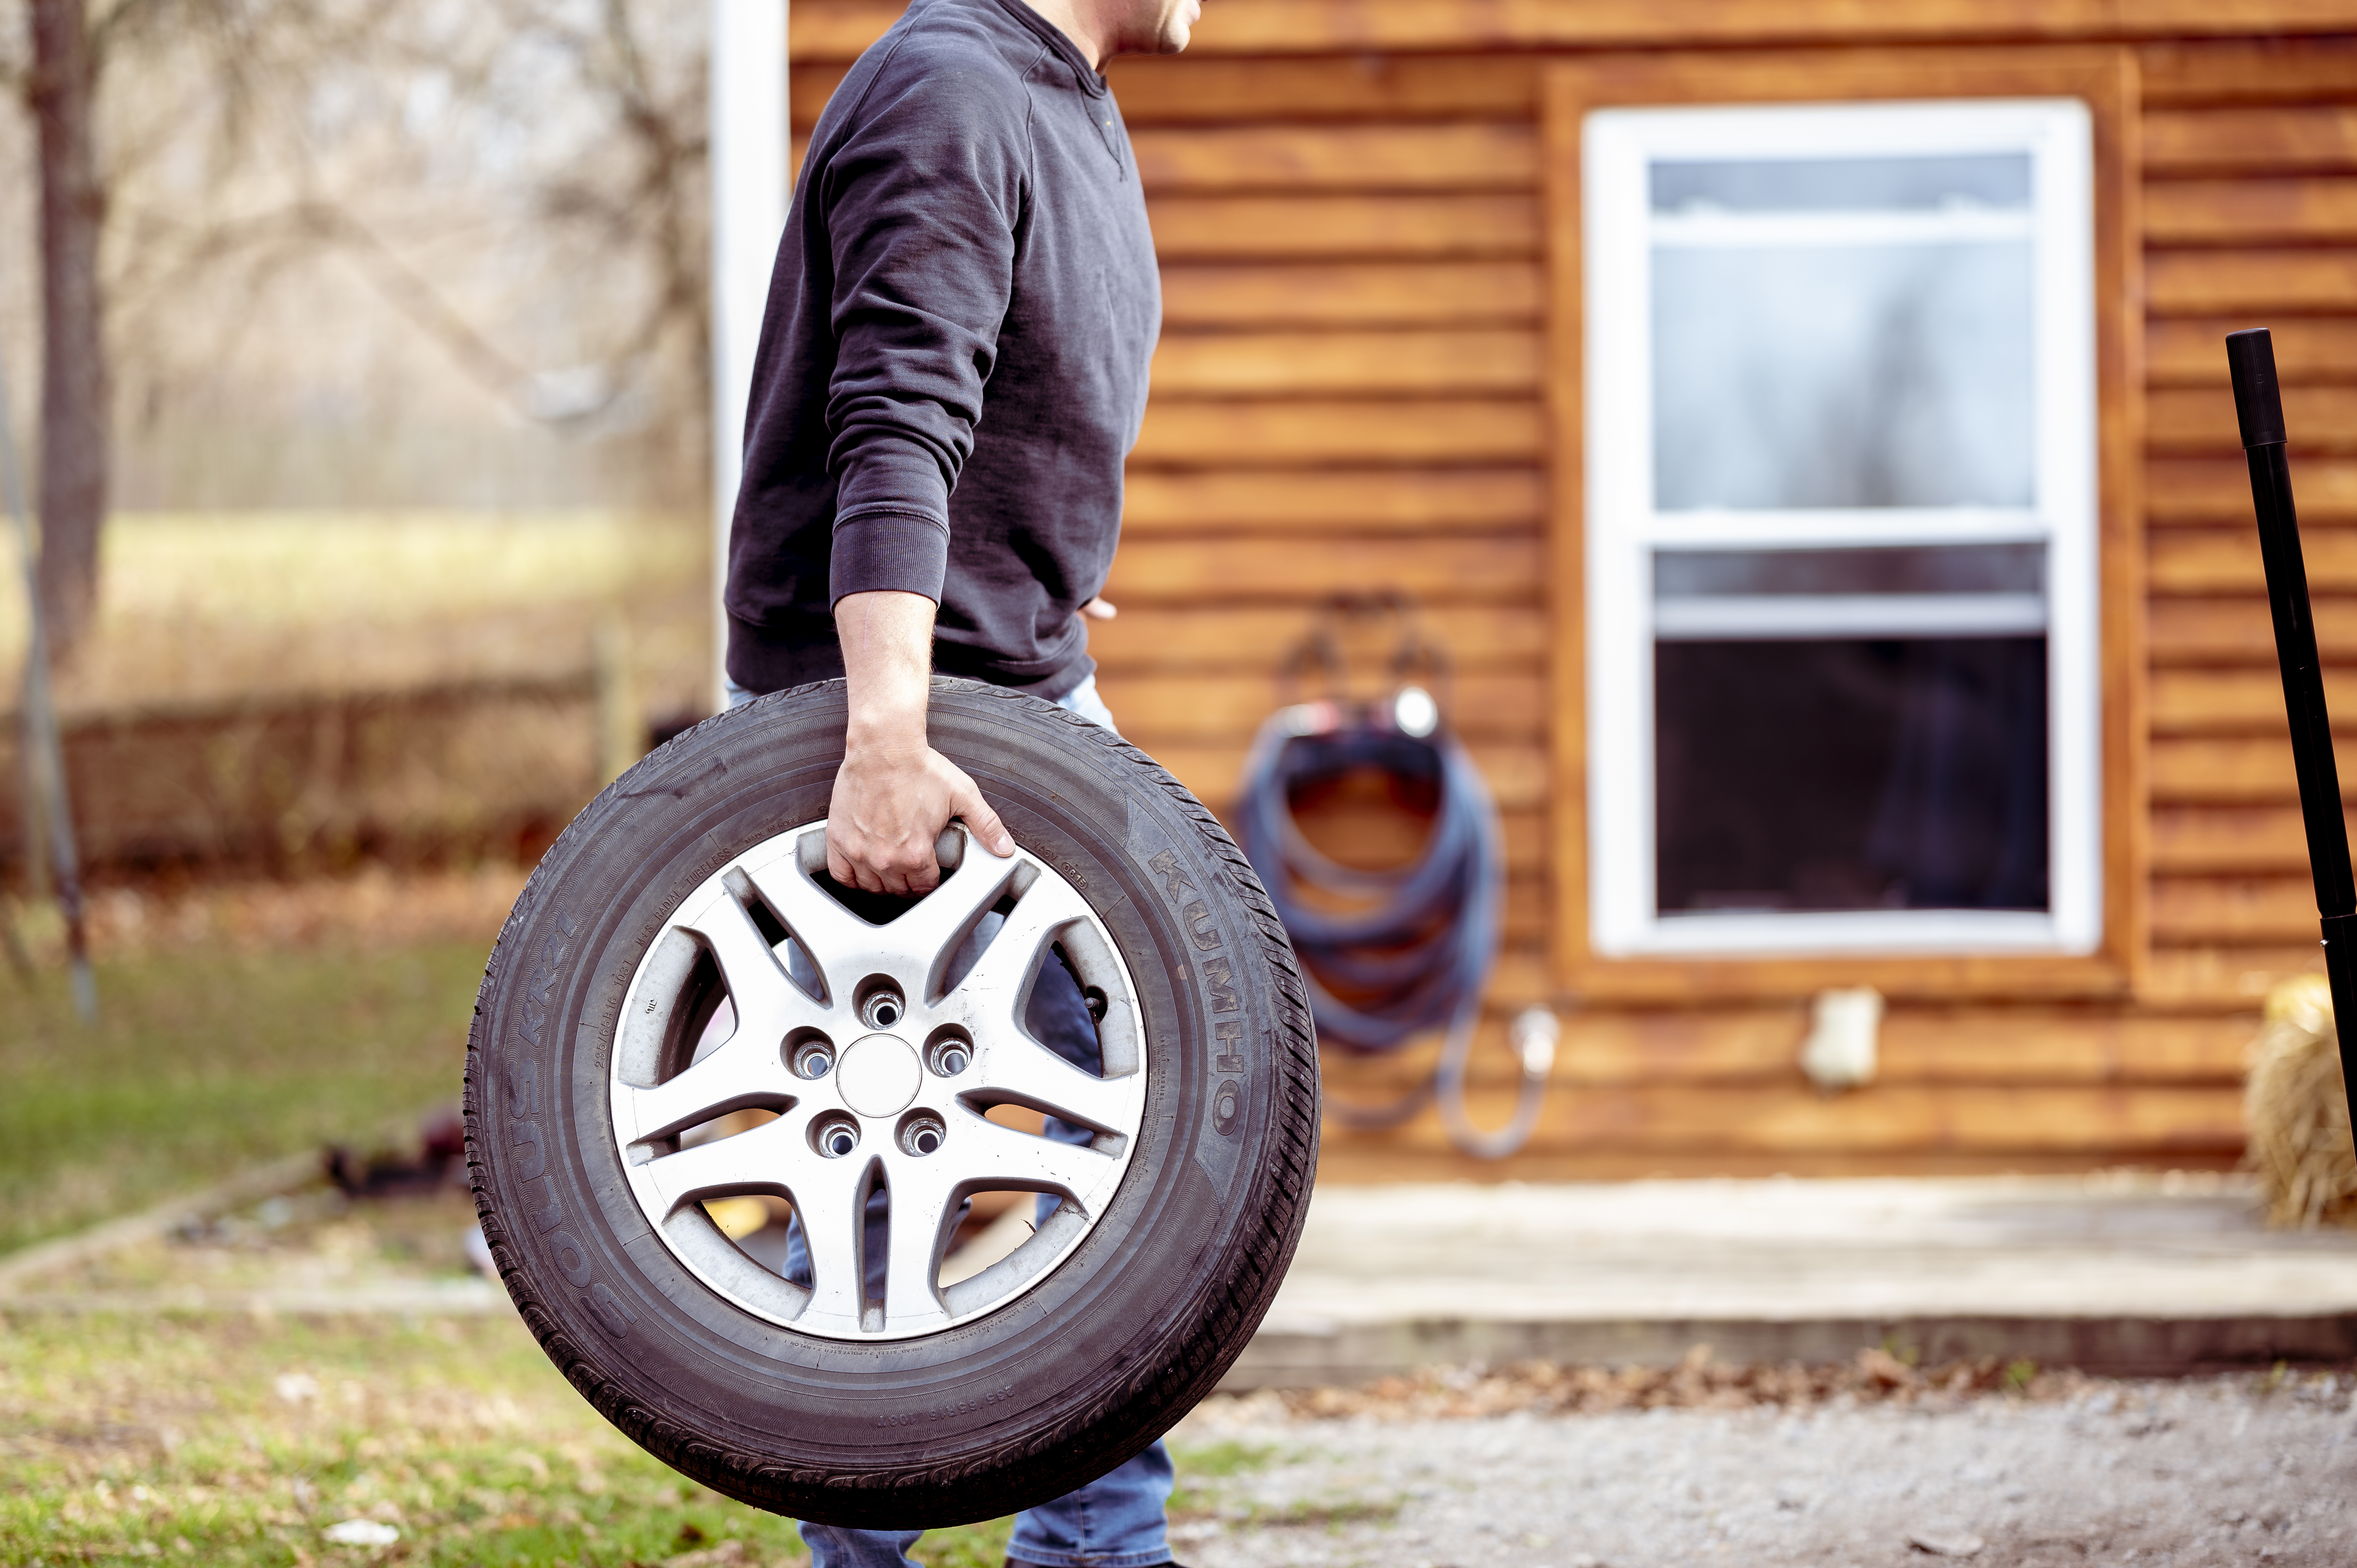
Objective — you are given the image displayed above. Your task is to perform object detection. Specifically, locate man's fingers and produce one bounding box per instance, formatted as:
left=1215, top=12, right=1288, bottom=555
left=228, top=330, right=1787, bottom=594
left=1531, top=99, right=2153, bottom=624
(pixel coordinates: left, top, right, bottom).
left=883, top=836, right=932, bottom=897
left=830, top=829, right=941, bottom=897
left=949, top=774, right=1016, bottom=858
left=830, top=833, right=892, bottom=895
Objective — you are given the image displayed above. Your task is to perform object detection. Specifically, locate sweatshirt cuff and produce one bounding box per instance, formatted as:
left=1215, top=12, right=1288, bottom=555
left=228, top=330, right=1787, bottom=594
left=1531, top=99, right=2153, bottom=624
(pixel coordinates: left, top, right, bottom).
left=830, top=505, right=951, bottom=605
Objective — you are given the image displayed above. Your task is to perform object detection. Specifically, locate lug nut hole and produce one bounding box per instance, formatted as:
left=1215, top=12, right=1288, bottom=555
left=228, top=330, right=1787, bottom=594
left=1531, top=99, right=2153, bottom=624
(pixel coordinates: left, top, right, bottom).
left=811, top=1115, right=860, bottom=1159
left=898, top=1113, right=947, bottom=1158
left=786, top=1032, right=837, bottom=1080
left=926, top=1028, right=975, bottom=1078
left=857, top=981, right=908, bottom=1032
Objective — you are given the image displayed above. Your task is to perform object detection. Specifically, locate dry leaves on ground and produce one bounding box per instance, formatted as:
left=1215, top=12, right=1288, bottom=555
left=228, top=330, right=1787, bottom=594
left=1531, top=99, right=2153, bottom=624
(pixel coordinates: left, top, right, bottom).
left=1243, top=1345, right=2090, bottom=1421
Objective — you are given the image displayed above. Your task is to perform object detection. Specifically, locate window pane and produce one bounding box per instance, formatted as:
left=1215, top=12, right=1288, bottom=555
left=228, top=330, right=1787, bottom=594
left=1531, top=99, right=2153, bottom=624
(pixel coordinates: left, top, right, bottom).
left=1651, top=154, right=2032, bottom=214
left=1652, top=242, right=2034, bottom=510
left=1654, top=543, right=2046, bottom=598
left=1654, top=637, right=2049, bottom=913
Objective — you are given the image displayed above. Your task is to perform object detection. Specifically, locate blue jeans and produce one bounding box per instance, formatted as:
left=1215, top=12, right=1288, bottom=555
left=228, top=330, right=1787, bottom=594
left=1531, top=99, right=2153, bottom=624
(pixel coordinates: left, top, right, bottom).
left=729, top=672, right=1171, bottom=1568
left=798, top=1442, right=1175, bottom=1568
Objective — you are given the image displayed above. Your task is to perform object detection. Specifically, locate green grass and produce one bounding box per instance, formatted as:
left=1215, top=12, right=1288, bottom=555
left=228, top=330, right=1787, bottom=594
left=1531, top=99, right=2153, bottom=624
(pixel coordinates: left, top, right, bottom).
left=1164, top=1438, right=1276, bottom=1522
left=0, top=1310, right=1028, bottom=1567
left=1167, top=1439, right=1273, bottom=1480
left=0, top=941, right=490, bottom=1253
left=1164, top=1440, right=1393, bottom=1537
left=1241, top=1497, right=1400, bottom=1530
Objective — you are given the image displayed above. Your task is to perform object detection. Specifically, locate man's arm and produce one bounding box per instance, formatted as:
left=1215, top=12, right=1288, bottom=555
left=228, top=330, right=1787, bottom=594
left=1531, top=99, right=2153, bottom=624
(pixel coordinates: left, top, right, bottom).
left=829, top=590, right=1014, bottom=894
left=811, top=62, right=1030, bottom=895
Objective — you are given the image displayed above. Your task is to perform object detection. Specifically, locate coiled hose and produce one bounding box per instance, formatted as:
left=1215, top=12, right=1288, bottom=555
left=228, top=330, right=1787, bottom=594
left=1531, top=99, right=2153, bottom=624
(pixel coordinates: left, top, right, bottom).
left=1234, top=691, right=1551, bottom=1158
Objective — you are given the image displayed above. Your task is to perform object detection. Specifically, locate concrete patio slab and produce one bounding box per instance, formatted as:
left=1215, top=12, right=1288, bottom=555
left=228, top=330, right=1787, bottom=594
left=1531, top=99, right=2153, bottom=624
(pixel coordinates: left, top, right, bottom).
left=1224, top=1174, right=2357, bottom=1385
left=16, top=1169, right=2357, bottom=1385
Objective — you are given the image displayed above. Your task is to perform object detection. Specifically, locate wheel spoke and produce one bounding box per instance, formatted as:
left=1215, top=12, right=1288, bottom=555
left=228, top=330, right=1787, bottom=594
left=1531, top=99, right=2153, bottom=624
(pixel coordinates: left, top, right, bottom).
left=683, top=892, right=811, bottom=1037
left=641, top=1116, right=801, bottom=1213
left=617, top=1037, right=797, bottom=1145
left=945, top=1110, right=1113, bottom=1203
left=878, top=846, right=1022, bottom=999
left=965, top=1039, right=1133, bottom=1137
left=789, top=1158, right=874, bottom=1331
left=739, top=855, right=883, bottom=1001
left=944, top=878, right=1094, bottom=1038
left=880, top=1164, right=959, bottom=1330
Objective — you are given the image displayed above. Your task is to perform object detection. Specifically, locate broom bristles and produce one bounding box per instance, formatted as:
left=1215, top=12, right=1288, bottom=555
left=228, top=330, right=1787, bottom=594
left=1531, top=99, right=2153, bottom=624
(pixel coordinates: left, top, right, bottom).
left=2247, top=973, right=2357, bottom=1229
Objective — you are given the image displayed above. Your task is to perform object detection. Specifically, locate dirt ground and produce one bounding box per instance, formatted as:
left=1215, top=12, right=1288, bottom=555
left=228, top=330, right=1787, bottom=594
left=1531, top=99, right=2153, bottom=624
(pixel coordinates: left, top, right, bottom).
left=1168, top=1374, right=2357, bottom=1568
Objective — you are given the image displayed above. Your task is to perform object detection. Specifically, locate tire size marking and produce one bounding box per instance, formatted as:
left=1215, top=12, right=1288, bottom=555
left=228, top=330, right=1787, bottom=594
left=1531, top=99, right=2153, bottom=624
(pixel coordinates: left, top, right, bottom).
left=1147, top=849, right=1249, bottom=1135
left=504, top=913, right=633, bottom=1339
left=875, top=1384, right=1017, bottom=1427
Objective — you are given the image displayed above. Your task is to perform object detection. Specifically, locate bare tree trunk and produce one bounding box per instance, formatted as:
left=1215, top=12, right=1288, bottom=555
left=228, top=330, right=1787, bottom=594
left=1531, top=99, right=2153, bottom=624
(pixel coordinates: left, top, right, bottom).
left=28, top=0, right=107, bottom=662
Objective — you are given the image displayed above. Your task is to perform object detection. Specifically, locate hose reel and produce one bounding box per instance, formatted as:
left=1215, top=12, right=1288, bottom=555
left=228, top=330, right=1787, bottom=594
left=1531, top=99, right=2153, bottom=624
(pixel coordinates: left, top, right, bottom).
left=1234, top=595, right=1553, bottom=1159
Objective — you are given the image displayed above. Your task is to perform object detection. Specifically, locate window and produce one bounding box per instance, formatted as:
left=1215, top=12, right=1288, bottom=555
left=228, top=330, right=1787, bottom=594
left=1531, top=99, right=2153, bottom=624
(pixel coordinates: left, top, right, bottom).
left=1582, top=99, right=2100, bottom=959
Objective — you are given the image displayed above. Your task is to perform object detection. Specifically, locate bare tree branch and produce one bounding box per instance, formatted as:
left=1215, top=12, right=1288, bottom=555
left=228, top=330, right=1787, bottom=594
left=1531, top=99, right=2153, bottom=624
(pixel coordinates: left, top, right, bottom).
left=30, top=0, right=721, bottom=530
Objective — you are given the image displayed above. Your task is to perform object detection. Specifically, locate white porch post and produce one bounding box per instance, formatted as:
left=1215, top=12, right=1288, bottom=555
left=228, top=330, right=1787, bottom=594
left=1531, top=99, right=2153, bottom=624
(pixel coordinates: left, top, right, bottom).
left=710, top=0, right=789, bottom=710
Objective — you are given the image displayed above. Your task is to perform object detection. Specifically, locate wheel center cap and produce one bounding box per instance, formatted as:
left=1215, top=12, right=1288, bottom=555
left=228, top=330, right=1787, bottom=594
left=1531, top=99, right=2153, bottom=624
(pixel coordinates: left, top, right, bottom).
left=837, top=1034, right=921, bottom=1119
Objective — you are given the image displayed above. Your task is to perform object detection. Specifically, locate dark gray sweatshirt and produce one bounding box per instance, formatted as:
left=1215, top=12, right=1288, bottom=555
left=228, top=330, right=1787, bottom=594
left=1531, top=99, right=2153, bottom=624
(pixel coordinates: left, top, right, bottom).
left=723, top=0, right=1160, bottom=699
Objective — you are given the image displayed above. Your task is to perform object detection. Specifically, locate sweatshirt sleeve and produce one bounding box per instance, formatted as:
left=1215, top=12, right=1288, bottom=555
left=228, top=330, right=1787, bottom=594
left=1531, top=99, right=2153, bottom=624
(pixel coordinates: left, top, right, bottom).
left=820, top=55, right=1028, bottom=606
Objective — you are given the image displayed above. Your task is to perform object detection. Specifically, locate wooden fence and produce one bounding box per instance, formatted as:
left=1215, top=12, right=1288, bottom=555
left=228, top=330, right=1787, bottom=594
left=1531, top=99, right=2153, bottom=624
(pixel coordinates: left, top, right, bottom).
left=0, top=674, right=599, bottom=875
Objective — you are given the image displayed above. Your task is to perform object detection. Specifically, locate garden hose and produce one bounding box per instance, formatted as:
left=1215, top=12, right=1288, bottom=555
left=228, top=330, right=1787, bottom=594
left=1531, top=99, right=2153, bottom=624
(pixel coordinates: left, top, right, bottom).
left=1234, top=686, right=1551, bottom=1159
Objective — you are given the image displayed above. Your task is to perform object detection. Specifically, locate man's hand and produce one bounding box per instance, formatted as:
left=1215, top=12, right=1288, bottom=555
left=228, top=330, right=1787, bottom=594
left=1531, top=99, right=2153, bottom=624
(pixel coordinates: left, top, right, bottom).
left=830, top=591, right=1014, bottom=895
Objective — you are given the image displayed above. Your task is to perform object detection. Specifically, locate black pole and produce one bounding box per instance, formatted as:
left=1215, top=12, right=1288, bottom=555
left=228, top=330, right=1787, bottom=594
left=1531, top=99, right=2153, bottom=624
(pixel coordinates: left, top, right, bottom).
left=2228, top=327, right=2357, bottom=1143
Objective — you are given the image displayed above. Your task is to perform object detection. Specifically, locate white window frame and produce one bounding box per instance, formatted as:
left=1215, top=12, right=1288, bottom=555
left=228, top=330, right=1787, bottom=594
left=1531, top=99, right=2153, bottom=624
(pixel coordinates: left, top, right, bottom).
left=1583, top=99, right=2101, bottom=960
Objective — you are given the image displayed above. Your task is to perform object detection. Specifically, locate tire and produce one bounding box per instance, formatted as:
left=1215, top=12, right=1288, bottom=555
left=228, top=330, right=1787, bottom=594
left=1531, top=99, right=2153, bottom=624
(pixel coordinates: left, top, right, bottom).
left=464, top=675, right=1319, bottom=1527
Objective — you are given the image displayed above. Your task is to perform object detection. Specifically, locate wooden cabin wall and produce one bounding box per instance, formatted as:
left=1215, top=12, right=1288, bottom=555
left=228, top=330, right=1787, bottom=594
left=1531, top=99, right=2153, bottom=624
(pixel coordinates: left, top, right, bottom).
left=2140, top=38, right=2357, bottom=1003
left=788, top=18, right=2357, bottom=1180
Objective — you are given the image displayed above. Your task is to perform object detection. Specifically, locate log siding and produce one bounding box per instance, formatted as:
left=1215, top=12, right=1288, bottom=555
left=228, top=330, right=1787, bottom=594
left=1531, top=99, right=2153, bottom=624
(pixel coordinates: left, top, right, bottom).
left=792, top=7, right=2357, bottom=1179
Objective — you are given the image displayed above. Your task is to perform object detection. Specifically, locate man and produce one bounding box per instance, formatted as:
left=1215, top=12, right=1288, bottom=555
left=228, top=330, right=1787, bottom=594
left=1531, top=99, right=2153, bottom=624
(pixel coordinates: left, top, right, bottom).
left=721, top=0, right=1201, bottom=1565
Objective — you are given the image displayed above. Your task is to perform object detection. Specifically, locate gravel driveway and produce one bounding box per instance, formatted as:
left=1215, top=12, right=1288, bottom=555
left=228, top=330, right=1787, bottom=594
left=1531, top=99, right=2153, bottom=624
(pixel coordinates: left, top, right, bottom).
left=1163, top=1374, right=2357, bottom=1568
